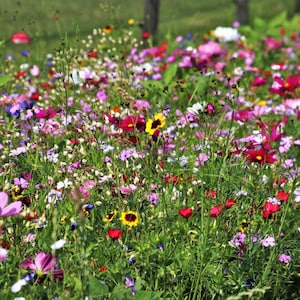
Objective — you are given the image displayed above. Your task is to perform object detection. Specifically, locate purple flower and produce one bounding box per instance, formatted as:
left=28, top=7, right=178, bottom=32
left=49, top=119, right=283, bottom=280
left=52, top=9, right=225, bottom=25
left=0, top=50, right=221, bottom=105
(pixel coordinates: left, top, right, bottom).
left=19, top=251, right=63, bottom=280
left=279, top=254, right=291, bottom=264
left=229, top=232, right=246, bottom=248
left=148, top=193, right=158, bottom=205
left=195, top=153, right=209, bottom=167
left=125, top=275, right=136, bottom=295
left=96, top=91, right=107, bottom=101
left=0, top=192, right=23, bottom=217
left=260, top=235, right=275, bottom=247
left=14, top=177, right=29, bottom=189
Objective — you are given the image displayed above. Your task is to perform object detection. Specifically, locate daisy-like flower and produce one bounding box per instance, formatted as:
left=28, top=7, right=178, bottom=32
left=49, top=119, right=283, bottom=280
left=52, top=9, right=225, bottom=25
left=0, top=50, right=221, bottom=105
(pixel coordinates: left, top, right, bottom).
left=120, top=211, right=139, bottom=227
left=103, top=211, right=117, bottom=222
left=19, top=251, right=63, bottom=280
left=145, top=112, right=166, bottom=135
left=103, top=25, right=113, bottom=34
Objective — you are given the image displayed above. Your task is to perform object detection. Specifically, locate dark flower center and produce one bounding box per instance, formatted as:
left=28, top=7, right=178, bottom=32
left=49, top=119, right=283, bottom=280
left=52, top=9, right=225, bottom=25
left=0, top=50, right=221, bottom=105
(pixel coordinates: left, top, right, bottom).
left=107, top=212, right=115, bottom=220
left=151, top=119, right=161, bottom=129
left=125, top=213, right=137, bottom=222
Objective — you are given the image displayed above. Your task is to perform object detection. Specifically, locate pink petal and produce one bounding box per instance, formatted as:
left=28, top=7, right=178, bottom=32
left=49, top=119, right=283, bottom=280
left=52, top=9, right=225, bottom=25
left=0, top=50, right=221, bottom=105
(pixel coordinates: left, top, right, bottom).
left=11, top=32, right=31, bottom=44
left=35, top=252, right=57, bottom=273
left=0, top=192, right=8, bottom=211
left=1, top=201, right=23, bottom=217
left=19, top=258, right=37, bottom=271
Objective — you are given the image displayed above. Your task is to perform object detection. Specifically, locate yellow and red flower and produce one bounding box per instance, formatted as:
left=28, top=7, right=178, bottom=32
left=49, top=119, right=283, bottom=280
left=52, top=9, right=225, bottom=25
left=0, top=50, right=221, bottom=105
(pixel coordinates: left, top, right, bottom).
left=120, top=211, right=139, bottom=227
left=145, top=113, right=166, bottom=135
left=103, top=211, right=117, bottom=223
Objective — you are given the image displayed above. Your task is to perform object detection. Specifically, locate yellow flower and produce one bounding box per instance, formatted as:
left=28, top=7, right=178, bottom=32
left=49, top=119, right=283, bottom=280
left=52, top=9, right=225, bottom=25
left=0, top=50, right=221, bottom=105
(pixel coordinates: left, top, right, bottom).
left=145, top=112, right=166, bottom=135
left=103, top=211, right=117, bottom=223
left=128, top=19, right=135, bottom=25
left=11, top=185, right=24, bottom=200
left=103, top=25, right=113, bottom=34
left=120, top=211, right=139, bottom=227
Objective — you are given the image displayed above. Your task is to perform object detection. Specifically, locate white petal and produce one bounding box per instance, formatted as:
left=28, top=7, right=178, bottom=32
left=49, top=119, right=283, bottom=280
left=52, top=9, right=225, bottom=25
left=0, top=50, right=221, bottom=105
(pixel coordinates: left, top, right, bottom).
left=11, top=279, right=27, bottom=293
left=51, top=239, right=66, bottom=250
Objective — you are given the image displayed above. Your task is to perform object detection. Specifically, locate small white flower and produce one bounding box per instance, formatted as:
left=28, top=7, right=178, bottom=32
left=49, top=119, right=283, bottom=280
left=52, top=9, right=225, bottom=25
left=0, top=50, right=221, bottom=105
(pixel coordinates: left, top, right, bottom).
left=214, top=26, right=240, bottom=42
left=51, top=239, right=66, bottom=250
left=187, top=102, right=207, bottom=115
left=11, top=279, right=27, bottom=293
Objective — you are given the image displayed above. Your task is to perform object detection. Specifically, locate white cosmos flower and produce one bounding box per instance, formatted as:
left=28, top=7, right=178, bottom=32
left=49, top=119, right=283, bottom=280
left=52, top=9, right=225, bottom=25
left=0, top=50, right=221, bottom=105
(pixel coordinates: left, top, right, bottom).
left=11, top=279, right=27, bottom=293
left=214, top=26, right=240, bottom=42
left=51, top=239, right=66, bottom=250
left=187, top=102, right=207, bottom=115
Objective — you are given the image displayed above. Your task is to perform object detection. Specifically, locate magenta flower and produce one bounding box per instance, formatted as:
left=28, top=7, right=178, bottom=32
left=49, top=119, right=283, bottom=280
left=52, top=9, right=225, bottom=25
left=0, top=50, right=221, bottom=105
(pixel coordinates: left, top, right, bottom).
left=0, top=192, right=23, bottom=217
left=279, top=254, right=291, bottom=264
left=19, top=251, right=63, bottom=280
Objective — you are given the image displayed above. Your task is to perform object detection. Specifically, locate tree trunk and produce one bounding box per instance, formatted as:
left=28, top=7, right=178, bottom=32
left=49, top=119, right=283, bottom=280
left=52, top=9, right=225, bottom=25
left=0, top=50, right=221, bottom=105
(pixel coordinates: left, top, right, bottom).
left=296, top=0, right=300, bottom=13
left=234, top=0, right=249, bottom=25
left=143, top=0, right=160, bottom=45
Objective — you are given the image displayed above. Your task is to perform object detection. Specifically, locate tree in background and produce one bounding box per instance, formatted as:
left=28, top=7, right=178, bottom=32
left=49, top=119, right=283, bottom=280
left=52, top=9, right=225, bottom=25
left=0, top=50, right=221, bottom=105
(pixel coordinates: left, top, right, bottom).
left=233, top=0, right=249, bottom=25
left=296, top=0, right=300, bottom=13
left=143, top=0, right=160, bottom=44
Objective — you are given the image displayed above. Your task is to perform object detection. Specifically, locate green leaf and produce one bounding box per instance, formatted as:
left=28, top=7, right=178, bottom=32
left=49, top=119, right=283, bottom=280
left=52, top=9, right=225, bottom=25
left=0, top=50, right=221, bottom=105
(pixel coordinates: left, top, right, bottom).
left=268, top=11, right=287, bottom=28
left=134, top=291, right=163, bottom=300
left=163, top=63, right=178, bottom=85
left=253, top=17, right=266, bottom=31
left=73, top=277, right=82, bottom=292
left=111, top=285, right=132, bottom=300
left=88, top=276, right=109, bottom=297
left=0, top=75, right=12, bottom=87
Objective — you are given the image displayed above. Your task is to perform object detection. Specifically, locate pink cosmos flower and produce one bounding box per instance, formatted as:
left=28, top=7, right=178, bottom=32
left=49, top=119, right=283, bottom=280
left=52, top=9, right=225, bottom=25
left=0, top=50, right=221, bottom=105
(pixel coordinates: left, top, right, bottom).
left=279, top=254, right=291, bottom=264
left=197, top=41, right=224, bottom=59
left=0, top=247, right=8, bottom=262
left=0, top=192, right=23, bottom=217
left=96, top=91, right=107, bottom=101
left=35, top=107, right=59, bottom=119
left=19, top=251, right=63, bottom=280
left=260, top=235, right=275, bottom=247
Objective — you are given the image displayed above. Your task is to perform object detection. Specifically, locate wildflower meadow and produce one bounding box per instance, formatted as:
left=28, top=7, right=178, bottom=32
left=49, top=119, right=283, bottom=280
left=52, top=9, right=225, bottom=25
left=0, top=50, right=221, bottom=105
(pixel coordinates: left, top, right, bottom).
left=1, top=7, right=300, bottom=300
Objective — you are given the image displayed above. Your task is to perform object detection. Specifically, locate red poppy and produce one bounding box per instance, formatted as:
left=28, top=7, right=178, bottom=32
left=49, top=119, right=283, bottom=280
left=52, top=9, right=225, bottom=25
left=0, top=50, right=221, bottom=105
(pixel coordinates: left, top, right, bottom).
left=11, top=32, right=31, bottom=44
left=277, top=191, right=289, bottom=202
left=262, top=202, right=280, bottom=219
left=70, top=138, right=79, bottom=145
left=87, top=51, right=98, bottom=58
left=210, top=205, right=223, bottom=217
left=206, top=190, right=217, bottom=198
left=15, top=70, right=27, bottom=80
left=142, top=32, right=150, bottom=39
left=225, top=198, right=236, bottom=209
left=98, top=265, right=108, bottom=272
left=108, top=228, right=122, bottom=240
left=30, top=92, right=40, bottom=101
left=178, top=208, right=193, bottom=219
